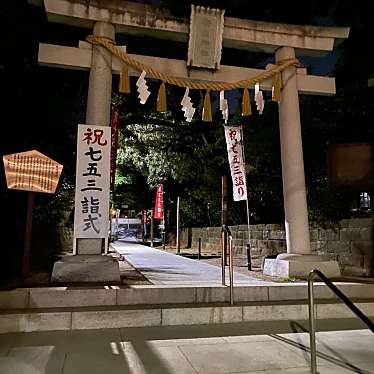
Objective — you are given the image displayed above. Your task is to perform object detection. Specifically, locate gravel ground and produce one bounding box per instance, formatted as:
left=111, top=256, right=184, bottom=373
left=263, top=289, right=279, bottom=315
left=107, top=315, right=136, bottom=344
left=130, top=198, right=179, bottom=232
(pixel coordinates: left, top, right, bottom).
left=196, top=255, right=289, bottom=283
left=147, top=246, right=293, bottom=283
left=109, top=246, right=286, bottom=285
left=4, top=245, right=371, bottom=288
left=111, top=251, right=152, bottom=285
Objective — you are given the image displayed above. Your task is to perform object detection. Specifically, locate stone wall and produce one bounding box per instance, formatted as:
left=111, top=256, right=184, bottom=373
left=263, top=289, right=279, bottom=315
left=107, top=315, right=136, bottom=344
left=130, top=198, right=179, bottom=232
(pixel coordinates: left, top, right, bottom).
left=183, top=218, right=373, bottom=277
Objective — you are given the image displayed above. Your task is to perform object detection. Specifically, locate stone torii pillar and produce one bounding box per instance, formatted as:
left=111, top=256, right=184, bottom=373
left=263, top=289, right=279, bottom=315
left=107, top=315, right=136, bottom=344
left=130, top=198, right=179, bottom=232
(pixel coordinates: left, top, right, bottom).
left=277, top=46, right=311, bottom=256
left=263, top=46, right=340, bottom=278
left=78, top=21, right=115, bottom=255
left=51, top=21, right=121, bottom=283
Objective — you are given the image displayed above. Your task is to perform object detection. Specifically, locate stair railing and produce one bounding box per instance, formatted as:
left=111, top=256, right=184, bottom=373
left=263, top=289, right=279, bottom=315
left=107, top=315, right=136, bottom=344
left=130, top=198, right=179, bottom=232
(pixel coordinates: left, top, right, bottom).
left=308, top=269, right=374, bottom=374
left=221, top=225, right=234, bottom=305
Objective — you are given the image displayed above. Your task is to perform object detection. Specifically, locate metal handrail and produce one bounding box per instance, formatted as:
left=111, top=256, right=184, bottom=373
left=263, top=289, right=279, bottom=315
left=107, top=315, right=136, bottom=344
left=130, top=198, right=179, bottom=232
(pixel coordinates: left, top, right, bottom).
left=308, top=269, right=374, bottom=374
left=221, top=225, right=234, bottom=305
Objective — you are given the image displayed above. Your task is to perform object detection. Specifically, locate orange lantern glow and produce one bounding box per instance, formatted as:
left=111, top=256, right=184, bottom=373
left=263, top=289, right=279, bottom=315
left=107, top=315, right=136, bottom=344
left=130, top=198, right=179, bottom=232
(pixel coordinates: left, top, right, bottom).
left=3, top=150, right=63, bottom=194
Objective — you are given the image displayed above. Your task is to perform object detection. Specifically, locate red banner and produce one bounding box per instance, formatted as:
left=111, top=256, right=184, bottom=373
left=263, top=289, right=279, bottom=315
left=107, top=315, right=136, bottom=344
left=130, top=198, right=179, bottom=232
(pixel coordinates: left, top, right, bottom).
left=110, top=105, right=120, bottom=191
left=143, top=209, right=148, bottom=224
left=154, top=184, right=164, bottom=220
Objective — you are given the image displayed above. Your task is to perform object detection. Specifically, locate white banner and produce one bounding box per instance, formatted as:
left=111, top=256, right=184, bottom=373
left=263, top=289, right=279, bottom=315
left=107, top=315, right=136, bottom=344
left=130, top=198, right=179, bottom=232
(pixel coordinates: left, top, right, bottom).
left=224, top=126, right=247, bottom=201
left=74, top=124, right=111, bottom=238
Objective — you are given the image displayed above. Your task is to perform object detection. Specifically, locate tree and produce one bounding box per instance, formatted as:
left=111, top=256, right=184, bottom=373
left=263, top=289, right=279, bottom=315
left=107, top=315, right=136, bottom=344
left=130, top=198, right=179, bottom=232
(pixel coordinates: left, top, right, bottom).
left=113, top=92, right=229, bottom=227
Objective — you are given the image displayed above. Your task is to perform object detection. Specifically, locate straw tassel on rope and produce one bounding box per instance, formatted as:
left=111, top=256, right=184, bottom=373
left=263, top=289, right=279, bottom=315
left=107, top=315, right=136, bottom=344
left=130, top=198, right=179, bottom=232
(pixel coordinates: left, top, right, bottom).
left=241, top=88, right=252, bottom=116
left=202, top=90, right=212, bottom=122
left=272, top=72, right=281, bottom=102
left=119, top=65, right=130, bottom=94
left=157, top=82, right=167, bottom=112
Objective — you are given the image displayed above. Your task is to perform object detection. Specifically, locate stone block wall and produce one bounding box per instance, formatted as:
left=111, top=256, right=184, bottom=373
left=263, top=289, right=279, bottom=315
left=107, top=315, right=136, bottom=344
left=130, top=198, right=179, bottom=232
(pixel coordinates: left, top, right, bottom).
left=184, top=218, right=373, bottom=277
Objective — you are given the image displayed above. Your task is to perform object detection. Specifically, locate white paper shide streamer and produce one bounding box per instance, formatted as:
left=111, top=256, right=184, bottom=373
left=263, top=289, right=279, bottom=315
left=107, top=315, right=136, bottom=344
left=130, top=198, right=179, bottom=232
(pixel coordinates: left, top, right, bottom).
left=219, top=91, right=229, bottom=124
left=254, top=83, right=265, bottom=114
left=181, top=87, right=195, bottom=122
left=136, top=70, right=151, bottom=104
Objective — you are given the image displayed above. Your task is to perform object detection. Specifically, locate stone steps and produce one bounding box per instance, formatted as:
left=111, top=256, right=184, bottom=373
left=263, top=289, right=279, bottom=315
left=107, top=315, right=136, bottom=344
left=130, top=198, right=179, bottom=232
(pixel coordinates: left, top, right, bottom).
left=2, top=283, right=374, bottom=309
left=0, top=300, right=373, bottom=334
left=0, top=283, right=373, bottom=333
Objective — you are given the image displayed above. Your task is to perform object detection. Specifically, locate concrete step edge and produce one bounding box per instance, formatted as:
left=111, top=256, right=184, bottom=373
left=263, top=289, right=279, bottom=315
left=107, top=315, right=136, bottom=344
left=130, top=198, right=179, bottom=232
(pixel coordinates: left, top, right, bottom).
left=1, top=298, right=374, bottom=313
left=2, top=283, right=374, bottom=309
left=0, top=302, right=373, bottom=334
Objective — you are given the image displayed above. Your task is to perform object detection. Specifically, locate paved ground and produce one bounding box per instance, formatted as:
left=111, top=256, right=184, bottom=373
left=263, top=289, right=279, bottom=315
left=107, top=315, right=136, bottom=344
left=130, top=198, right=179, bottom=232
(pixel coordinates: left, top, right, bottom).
left=0, top=325, right=372, bottom=374
left=111, top=241, right=275, bottom=285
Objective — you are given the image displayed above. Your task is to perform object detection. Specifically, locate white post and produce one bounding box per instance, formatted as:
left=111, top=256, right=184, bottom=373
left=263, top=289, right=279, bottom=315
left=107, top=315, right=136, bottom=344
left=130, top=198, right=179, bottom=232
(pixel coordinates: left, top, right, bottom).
left=176, top=196, right=180, bottom=254
left=77, top=21, right=115, bottom=255
left=275, top=46, right=311, bottom=256
left=150, top=210, right=154, bottom=248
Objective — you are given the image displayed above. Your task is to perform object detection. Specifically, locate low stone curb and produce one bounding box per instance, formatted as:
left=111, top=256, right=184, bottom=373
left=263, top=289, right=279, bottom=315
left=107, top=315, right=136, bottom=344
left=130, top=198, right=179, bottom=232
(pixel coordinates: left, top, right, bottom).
left=0, top=300, right=373, bottom=333
left=1, top=283, right=374, bottom=309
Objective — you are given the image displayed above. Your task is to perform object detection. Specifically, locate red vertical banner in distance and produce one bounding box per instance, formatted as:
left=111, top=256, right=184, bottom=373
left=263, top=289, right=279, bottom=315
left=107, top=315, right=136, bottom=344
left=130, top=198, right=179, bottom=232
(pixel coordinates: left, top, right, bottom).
left=143, top=209, right=148, bottom=224
left=154, top=184, right=164, bottom=220
left=110, top=105, right=120, bottom=191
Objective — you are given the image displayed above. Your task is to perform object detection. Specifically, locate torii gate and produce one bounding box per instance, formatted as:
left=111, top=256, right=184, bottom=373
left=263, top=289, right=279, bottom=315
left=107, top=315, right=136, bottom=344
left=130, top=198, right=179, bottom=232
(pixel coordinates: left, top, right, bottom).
left=33, top=0, right=349, bottom=281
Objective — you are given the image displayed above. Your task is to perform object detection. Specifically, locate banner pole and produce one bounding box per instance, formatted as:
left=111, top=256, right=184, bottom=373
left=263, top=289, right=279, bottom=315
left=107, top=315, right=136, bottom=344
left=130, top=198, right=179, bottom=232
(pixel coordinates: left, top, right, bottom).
left=224, top=125, right=251, bottom=269
left=240, top=126, right=251, bottom=269
left=22, top=191, right=35, bottom=277
left=176, top=196, right=180, bottom=254
left=150, top=210, right=154, bottom=248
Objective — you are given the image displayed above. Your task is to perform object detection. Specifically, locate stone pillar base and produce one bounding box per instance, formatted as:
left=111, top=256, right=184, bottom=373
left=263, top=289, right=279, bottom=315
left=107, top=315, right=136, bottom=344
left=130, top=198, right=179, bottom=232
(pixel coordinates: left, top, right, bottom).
left=51, top=255, right=121, bottom=284
left=263, top=255, right=341, bottom=279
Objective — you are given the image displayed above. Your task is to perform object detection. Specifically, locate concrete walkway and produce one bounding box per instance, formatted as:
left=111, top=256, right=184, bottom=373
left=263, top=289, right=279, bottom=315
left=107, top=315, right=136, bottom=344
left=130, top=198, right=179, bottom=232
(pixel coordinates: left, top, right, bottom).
left=0, top=326, right=373, bottom=373
left=111, top=241, right=274, bottom=285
